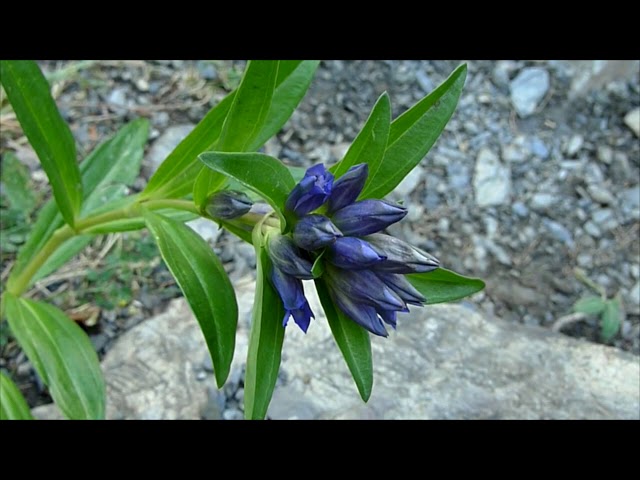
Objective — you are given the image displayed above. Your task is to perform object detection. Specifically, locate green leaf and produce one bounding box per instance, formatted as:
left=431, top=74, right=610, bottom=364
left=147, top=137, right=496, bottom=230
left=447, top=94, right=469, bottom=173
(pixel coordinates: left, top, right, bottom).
left=330, top=92, right=391, bottom=185
left=244, top=224, right=286, bottom=420
left=407, top=267, right=485, bottom=304
left=199, top=152, right=295, bottom=231
left=6, top=201, right=59, bottom=291
left=601, top=299, right=622, bottom=341
left=217, top=60, right=279, bottom=152
left=362, top=64, right=467, bottom=199
left=311, top=251, right=326, bottom=278
left=0, top=60, right=82, bottom=227
left=143, top=211, right=237, bottom=387
left=192, top=61, right=281, bottom=209
left=192, top=168, right=227, bottom=211
left=315, top=279, right=373, bottom=401
left=28, top=120, right=149, bottom=283
left=217, top=220, right=254, bottom=244
left=573, top=296, right=606, bottom=315
left=83, top=208, right=197, bottom=235
left=79, top=118, right=149, bottom=215
left=142, top=91, right=237, bottom=200
left=0, top=372, right=34, bottom=420
left=0, top=151, right=37, bottom=214
left=248, top=60, right=321, bottom=151
left=3, top=293, right=105, bottom=419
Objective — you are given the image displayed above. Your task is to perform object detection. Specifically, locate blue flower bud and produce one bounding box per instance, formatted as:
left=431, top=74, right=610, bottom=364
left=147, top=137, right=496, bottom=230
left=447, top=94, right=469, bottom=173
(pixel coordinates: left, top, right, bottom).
left=375, top=272, right=426, bottom=306
left=326, top=286, right=388, bottom=337
left=327, top=163, right=369, bottom=213
left=292, top=214, right=342, bottom=251
left=326, top=237, right=386, bottom=269
left=366, top=233, right=440, bottom=274
left=271, top=267, right=314, bottom=333
left=331, top=199, right=407, bottom=236
left=324, top=265, right=407, bottom=311
left=266, top=233, right=314, bottom=279
left=285, top=164, right=334, bottom=217
left=378, top=309, right=398, bottom=329
left=204, top=190, right=253, bottom=219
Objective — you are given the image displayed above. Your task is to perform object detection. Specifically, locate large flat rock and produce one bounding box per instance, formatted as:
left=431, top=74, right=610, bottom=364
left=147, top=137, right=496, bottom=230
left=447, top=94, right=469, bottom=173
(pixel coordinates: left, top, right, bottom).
left=33, top=278, right=639, bottom=420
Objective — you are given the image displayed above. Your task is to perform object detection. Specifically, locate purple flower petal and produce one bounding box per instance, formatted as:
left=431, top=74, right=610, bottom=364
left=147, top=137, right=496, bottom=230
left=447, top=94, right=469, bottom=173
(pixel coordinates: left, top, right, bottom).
left=331, top=199, right=407, bottom=236
left=285, top=164, right=334, bottom=217
left=292, top=214, right=342, bottom=251
left=327, top=163, right=369, bottom=213
left=326, top=237, right=386, bottom=269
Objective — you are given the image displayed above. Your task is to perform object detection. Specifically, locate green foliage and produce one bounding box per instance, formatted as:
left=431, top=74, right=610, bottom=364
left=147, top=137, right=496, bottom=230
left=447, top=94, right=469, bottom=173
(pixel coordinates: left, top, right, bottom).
left=0, top=60, right=483, bottom=420
left=0, top=372, right=34, bottom=420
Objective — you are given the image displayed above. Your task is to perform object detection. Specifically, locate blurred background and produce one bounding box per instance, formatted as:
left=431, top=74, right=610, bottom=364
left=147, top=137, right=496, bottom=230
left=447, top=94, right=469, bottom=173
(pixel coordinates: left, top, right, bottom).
left=1, top=60, right=639, bottom=417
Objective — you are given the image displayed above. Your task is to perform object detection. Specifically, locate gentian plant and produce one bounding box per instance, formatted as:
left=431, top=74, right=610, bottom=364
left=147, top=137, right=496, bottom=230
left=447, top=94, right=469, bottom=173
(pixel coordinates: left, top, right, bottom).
left=0, top=60, right=484, bottom=420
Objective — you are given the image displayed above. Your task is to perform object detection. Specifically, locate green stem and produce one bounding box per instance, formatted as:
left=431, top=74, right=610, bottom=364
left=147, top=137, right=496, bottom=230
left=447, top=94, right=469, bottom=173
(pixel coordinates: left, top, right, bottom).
left=7, top=198, right=199, bottom=297
left=7, top=225, right=74, bottom=297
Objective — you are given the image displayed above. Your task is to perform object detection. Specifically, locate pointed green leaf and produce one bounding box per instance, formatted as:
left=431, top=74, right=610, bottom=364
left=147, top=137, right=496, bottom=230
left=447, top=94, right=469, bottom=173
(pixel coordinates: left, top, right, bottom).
left=142, top=91, right=237, bottom=200
left=573, top=296, right=606, bottom=315
left=315, top=278, right=373, bottom=402
left=407, top=267, right=485, bottom=304
left=0, top=372, right=34, bottom=420
left=3, top=293, right=105, bottom=419
left=21, top=119, right=150, bottom=284
left=244, top=225, right=286, bottom=419
left=0, top=151, right=37, bottom=214
left=199, top=152, right=295, bottom=231
left=330, top=92, right=391, bottom=186
left=601, top=299, right=622, bottom=341
left=248, top=60, right=320, bottom=151
left=0, top=60, right=82, bottom=227
left=217, top=60, right=279, bottom=152
left=192, top=61, right=279, bottom=208
left=363, top=64, right=467, bottom=199
left=143, top=211, right=237, bottom=387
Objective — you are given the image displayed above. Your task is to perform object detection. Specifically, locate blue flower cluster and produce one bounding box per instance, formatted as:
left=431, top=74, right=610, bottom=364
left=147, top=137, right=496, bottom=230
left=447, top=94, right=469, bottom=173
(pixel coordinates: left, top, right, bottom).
left=267, top=163, right=439, bottom=337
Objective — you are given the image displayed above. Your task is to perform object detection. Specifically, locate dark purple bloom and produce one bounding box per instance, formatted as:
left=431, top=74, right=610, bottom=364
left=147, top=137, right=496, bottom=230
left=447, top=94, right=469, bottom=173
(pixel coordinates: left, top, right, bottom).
left=271, top=267, right=314, bottom=332
left=266, top=233, right=313, bottom=279
left=374, top=272, right=426, bottom=306
left=327, top=163, right=369, bottom=213
left=293, top=214, right=342, bottom=251
left=378, top=309, right=399, bottom=329
left=324, top=265, right=407, bottom=312
left=327, top=287, right=389, bottom=337
left=366, top=233, right=440, bottom=274
left=205, top=190, right=253, bottom=219
left=331, top=199, right=407, bottom=237
left=285, top=164, right=334, bottom=217
left=326, top=237, right=386, bottom=269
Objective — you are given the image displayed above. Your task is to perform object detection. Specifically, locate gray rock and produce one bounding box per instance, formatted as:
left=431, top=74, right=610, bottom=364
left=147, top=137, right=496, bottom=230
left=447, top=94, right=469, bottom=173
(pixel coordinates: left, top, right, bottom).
left=390, top=166, right=424, bottom=200
left=584, top=221, right=602, bottom=238
left=415, top=70, right=434, bottom=93
left=446, top=162, right=471, bottom=191
left=32, top=277, right=640, bottom=420
left=107, top=88, right=128, bottom=113
left=564, top=134, right=584, bottom=157
left=144, top=124, right=195, bottom=177
left=269, top=283, right=640, bottom=420
left=542, top=218, right=574, bottom=247
left=529, top=137, right=550, bottom=159
left=530, top=193, right=556, bottom=211
left=473, top=148, right=511, bottom=207
left=509, top=67, right=550, bottom=117
left=624, top=108, right=640, bottom=137
left=565, top=60, right=640, bottom=98
left=592, top=208, right=618, bottom=231
left=620, top=186, right=640, bottom=222
left=596, top=145, right=614, bottom=164
left=512, top=202, right=529, bottom=217
left=587, top=185, right=615, bottom=205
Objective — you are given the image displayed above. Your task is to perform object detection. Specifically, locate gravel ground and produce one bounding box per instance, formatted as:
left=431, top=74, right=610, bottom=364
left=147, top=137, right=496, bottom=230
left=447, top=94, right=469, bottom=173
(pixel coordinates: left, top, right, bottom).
left=1, top=60, right=639, bottom=411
